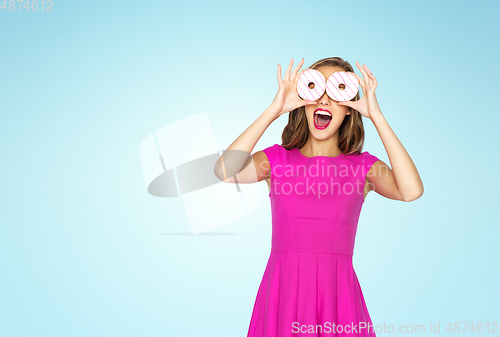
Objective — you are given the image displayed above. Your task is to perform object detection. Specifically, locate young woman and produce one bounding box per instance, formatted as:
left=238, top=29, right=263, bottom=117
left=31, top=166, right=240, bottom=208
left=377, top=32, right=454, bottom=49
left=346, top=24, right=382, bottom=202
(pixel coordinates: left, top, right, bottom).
left=214, top=57, right=424, bottom=337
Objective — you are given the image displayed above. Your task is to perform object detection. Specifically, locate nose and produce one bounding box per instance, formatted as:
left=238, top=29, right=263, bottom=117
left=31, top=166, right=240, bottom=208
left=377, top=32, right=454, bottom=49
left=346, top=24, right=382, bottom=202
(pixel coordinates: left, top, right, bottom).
left=317, top=91, right=335, bottom=105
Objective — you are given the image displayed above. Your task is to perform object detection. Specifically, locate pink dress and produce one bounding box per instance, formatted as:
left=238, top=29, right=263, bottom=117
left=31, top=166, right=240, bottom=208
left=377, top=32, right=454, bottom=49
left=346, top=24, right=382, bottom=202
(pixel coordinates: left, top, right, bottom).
left=247, top=144, right=380, bottom=337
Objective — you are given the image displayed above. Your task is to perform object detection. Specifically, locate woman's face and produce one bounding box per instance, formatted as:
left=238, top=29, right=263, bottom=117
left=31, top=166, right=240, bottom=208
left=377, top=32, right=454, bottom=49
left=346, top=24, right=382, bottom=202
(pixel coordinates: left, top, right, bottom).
left=304, top=65, right=351, bottom=141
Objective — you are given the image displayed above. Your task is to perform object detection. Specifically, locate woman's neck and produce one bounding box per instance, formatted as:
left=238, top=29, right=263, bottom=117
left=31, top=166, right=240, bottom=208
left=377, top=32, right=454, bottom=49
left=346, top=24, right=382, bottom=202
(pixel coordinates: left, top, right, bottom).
left=300, top=138, right=341, bottom=157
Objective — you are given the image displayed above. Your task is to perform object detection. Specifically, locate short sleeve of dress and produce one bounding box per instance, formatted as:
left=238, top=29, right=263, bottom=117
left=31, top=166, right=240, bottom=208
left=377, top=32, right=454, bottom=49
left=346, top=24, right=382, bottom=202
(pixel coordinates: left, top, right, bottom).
left=363, top=151, right=380, bottom=177
left=262, top=143, right=280, bottom=170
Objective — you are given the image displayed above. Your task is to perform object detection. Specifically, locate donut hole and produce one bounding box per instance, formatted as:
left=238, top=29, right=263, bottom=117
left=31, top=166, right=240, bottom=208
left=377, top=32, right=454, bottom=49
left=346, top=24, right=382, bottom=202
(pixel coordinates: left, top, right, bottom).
left=308, top=82, right=315, bottom=89
left=338, top=83, right=346, bottom=90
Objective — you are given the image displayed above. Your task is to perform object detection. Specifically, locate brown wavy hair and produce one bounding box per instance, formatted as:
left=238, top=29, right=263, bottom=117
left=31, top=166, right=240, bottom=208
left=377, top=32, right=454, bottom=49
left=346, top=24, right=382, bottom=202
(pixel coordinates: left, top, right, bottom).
left=281, top=57, right=366, bottom=155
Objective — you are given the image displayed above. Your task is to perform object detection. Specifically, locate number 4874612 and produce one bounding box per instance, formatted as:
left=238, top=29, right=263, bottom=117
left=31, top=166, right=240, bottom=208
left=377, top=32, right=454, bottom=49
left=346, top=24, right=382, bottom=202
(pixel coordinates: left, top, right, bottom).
left=1, top=0, right=54, bottom=11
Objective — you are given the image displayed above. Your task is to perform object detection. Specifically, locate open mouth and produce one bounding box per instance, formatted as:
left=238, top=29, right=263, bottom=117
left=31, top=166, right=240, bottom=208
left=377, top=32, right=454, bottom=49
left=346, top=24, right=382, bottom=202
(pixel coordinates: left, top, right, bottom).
left=313, top=109, right=332, bottom=130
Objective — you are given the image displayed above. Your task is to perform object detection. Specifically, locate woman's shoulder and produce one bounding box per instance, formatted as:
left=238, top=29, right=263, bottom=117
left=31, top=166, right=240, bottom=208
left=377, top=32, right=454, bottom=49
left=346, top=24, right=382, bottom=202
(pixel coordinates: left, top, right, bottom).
left=262, top=143, right=292, bottom=153
left=261, top=143, right=283, bottom=157
left=343, top=150, right=380, bottom=168
left=360, top=150, right=380, bottom=163
left=261, top=143, right=292, bottom=166
left=357, top=150, right=381, bottom=173
left=262, top=143, right=282, bottom=151
left=345, top=150, right=379, bottom=159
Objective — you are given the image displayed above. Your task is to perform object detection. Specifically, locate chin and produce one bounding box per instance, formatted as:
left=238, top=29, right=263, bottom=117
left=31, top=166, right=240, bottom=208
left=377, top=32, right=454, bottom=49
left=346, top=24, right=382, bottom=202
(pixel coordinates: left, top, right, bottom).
left=308, top=126, right=336, bottom=140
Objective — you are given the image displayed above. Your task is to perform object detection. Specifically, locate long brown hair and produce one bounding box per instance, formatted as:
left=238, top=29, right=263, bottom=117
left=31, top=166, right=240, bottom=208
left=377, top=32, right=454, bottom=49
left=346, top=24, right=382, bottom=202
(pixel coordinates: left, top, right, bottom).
left=281, top=57, right=366, bottom=155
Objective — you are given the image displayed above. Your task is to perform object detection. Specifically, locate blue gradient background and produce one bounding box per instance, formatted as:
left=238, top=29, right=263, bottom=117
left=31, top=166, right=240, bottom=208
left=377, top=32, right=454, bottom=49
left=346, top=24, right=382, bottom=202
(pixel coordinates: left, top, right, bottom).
left=1, top=0, right=498, bottom=336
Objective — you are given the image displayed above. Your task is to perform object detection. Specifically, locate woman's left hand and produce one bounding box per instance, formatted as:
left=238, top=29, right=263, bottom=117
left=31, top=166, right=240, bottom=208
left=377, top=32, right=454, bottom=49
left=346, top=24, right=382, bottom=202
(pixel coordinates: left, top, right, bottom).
left=337, top=62, right=380, bottom=119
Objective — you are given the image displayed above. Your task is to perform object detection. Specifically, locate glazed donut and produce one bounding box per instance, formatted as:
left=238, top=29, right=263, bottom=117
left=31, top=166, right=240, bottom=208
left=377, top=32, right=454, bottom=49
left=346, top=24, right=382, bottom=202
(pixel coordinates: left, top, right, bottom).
left=297, top=69, right=326, bottom=101
left=325, top=71, right=359, bottom=101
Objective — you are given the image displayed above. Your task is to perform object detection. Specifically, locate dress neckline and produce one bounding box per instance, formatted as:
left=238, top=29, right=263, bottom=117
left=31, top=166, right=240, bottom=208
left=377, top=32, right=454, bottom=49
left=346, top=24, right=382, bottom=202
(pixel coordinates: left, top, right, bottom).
left=295, top=147, right=344, bottom=159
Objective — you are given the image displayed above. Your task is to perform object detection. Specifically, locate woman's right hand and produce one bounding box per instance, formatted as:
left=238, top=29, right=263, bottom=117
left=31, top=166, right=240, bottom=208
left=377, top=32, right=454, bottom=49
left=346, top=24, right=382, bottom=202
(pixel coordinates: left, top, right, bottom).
left=269, top=58, right=318, bottom=119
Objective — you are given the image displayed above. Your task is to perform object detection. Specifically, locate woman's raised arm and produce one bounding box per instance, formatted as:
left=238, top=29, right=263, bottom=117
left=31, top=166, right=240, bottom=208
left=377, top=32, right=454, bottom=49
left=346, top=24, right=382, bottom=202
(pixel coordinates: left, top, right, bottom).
left=214, top=58, right=317, bottom=184
left=339, top=61, right=424, bottom=202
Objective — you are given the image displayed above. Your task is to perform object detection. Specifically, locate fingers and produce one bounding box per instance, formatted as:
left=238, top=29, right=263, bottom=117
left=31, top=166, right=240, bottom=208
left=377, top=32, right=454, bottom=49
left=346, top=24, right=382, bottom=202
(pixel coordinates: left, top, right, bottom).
left=347, top=70, right=367, bottom=96
left=348, top=71, right=365, bottom=87
left=363, top=64, right=378, bottom=85
left=355, top=61, right=365, bottom=75
left=295, top=68, right=308, bottom=85
left=291, top=58, right=304, bottom=78
left=355, top=61, right=368, bottom=80
left=363, top=64, right=372, bottom=75
left=363, top=64, right=373, bottom=78
left=284, top=58, right=294, bottom=81
left=284, top=57, right=306, bottom=82
left=355, top=62, right=378, bottom=91
left=356, top=62, right=373, bottom=89
left=277, top=64, right=284, bottom=86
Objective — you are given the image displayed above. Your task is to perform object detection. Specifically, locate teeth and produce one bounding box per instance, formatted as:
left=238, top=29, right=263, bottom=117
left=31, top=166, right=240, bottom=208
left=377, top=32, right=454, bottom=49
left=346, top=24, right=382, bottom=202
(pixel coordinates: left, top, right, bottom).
left=315, top=110, right=331, bottom=116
